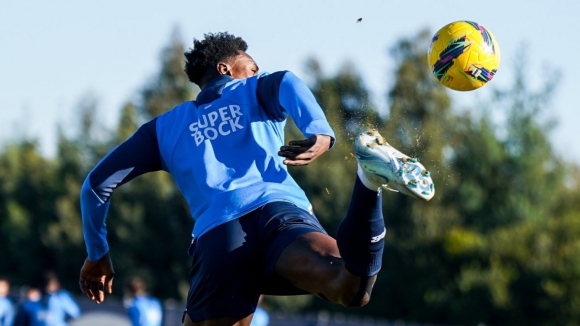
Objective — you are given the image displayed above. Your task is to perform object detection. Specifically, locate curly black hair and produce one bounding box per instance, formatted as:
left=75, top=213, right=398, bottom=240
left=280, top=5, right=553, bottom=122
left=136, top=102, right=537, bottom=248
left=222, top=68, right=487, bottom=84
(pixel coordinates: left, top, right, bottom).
left=184, top=32, right=248, bottom=86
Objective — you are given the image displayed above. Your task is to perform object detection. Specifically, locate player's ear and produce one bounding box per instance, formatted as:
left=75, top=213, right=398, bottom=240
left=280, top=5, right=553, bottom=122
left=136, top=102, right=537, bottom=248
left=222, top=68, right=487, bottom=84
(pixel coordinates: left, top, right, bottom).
left=217, top=62, right=231, bottom=76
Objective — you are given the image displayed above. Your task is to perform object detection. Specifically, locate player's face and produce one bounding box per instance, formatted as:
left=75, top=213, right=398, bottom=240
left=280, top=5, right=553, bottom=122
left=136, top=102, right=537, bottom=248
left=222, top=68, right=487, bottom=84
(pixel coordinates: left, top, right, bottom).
left=46, top=279, right=60, bottom=293
left=0, top=280, right=8, bottom=296
left=227, top=51, right=259, bottom=79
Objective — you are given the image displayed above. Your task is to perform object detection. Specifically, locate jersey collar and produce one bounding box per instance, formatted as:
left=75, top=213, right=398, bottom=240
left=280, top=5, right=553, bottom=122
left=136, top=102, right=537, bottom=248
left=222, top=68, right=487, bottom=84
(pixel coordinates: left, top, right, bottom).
left=196, top=74, right=233, bottom=105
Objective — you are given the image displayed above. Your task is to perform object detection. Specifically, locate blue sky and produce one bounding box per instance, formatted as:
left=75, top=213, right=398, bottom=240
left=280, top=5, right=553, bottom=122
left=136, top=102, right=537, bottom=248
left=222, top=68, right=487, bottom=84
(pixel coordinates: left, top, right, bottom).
left=1, top=0, right=578, bottom=163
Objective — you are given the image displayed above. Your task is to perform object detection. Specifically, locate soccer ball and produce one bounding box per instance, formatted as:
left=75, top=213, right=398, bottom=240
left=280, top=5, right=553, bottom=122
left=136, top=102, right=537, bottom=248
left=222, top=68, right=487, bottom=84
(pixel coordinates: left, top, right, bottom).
left=428, top=21, right=500, bottom=91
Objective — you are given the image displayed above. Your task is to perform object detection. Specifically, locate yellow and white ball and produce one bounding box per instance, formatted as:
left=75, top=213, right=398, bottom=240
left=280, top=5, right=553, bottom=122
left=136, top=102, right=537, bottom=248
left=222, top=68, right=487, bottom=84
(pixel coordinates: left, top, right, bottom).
left=428, top=21, right=500, bottom=91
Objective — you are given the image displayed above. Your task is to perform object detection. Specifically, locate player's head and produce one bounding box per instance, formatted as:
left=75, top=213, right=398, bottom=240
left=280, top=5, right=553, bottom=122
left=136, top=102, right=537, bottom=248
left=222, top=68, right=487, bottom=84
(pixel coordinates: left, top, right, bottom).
left=124, top=276, right=147, bottom=297
left=27, top=288, right=42, bottom=301
left=184, top=32, right=259, bottom=88
left=0, top=276, right=9, bottom=297
left=42, top=271, right=61, bottom=294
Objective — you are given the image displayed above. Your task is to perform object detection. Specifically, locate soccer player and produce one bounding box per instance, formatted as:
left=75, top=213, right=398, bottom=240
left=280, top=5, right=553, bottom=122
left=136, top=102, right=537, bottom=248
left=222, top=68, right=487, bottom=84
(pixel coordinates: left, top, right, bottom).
left=14, top=287, right=44, bottom=326
left=123, top=277, right=163, bottom=326
left=15, top=272, right=81, bottom=326
left=43, top=272, right=81, bottom=326
left=78, top=32, right=434, bottom=326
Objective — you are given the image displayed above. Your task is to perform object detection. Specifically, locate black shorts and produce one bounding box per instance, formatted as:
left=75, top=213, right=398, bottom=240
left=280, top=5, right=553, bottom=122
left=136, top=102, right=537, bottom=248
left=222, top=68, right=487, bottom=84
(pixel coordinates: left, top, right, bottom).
left=185, top=201, right=327, bottom=322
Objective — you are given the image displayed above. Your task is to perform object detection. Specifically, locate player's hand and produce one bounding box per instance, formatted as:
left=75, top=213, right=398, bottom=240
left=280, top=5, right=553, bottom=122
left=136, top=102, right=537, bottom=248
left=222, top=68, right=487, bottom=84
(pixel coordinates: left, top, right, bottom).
left=79, top=252, right=115, bottom=304
left=278, top=134, right=332, bottom=166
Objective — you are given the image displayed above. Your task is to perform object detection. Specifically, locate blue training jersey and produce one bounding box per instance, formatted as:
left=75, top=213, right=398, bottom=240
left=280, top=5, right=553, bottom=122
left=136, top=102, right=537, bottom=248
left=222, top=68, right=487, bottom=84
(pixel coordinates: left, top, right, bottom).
left=0, top=296, right=14, bottom=326
left=15, top=299, right=47, bottom=326
left=46, top=290, right=81, bottom=326
left=14, top=291, right=80, bottom=326
left=250, top=306, right=269, bottom=326
left=81, top=71, right=335, bottom=261
left=125, top=295, right=163, bottom=326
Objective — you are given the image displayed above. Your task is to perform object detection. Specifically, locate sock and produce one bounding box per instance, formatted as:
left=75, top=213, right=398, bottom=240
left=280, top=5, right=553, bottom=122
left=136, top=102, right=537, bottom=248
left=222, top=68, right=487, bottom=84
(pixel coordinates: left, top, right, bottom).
left=336, top=176, right=385, bottom=277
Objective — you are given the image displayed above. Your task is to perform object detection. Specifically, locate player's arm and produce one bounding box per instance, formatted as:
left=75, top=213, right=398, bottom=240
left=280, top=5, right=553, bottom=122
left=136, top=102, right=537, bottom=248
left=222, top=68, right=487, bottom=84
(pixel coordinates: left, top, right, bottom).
left=258, top=71, right=335, bottom=166
left=79, top=118, right=163, bottom=304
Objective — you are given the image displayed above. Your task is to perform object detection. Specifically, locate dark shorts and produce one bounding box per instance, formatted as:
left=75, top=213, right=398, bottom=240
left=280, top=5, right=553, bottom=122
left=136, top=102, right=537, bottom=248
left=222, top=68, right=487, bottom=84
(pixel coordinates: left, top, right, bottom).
left=184, top=201, right=327, bottom=322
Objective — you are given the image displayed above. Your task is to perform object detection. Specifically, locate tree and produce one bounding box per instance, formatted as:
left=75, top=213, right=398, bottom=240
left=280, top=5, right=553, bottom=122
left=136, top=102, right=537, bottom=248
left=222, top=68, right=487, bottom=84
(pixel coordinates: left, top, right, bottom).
left=0, top=140, right=59, bottom=285
left=356, top=29, right=458, bottom=322
left=140, top=28, right=198, bottom=119
left=439, top=47, right=569, bottom=326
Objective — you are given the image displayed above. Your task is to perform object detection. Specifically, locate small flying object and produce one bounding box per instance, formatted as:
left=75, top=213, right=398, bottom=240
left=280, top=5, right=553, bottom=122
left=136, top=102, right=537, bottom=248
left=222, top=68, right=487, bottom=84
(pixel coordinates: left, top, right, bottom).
left=356, top=18, right=362, bottom=23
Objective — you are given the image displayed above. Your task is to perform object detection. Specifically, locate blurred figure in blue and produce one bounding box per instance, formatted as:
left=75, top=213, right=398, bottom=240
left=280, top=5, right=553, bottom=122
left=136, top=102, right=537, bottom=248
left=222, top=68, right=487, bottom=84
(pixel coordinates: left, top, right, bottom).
left=123, top=277, right=163, bottom=326
left=0, top=277, right=15, bottom=326
left=14, top=287, right=45, bottom=326
left=43, top=272, right=81, bottom=326
left=14, top=272, right=80, bottom=326
left=249, top=296, right=269, bottom=326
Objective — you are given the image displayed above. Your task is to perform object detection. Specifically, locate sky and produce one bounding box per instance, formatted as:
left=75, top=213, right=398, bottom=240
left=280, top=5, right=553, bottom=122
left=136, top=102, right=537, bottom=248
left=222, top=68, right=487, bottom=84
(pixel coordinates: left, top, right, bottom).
left=1, top=0, right=579, bottom=163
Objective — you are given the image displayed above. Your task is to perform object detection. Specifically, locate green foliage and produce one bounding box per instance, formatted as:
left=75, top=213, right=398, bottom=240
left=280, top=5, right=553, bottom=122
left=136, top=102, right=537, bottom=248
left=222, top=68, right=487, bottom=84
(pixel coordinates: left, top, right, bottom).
left=0, top=32, right=194, bottom=300
left=140, top=28, right=198, bottom=119
left=0, top=140, right=84, bottom=287
left=365, top=31, right=573, bottom=326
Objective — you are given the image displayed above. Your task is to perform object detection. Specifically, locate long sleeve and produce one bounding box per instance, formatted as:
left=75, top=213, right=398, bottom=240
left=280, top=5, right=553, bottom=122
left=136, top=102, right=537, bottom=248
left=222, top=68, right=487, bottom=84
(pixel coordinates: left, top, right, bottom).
left=257, top=71, right=335, bottom=146
left=81, top=118, right=163, bottom=261
left=0, top=298, right=14, bottom=326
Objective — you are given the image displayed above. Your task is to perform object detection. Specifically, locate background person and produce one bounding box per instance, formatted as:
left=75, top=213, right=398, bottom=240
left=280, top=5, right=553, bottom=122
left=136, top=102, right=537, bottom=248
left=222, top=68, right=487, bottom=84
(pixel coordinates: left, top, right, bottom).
left=123, top=277, right=163, bottom=326
left=42, top=272, right=80, bottom=326
left=13, top=287, right=45, bottom=326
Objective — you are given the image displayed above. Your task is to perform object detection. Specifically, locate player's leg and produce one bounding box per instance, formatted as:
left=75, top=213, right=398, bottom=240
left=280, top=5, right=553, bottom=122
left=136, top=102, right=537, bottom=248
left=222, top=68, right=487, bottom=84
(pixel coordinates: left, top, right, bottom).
left=274, top=176, right=382, bottom=307
left=275, top=129, right=435, bottom=307
left=274, top=231, right=376, bottom=306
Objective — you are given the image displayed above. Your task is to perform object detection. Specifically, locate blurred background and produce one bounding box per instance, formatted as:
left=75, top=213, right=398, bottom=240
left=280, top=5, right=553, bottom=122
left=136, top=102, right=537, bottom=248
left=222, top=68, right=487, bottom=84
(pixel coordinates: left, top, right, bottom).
left=1, top=1, right=579, bottom=325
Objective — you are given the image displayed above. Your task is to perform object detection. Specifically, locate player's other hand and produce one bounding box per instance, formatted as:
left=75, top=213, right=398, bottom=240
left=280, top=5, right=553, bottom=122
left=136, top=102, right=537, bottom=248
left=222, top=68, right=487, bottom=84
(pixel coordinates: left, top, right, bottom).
left=278, top=134, right=332, bottom=166
left=79, top=253, right=115, bottom=304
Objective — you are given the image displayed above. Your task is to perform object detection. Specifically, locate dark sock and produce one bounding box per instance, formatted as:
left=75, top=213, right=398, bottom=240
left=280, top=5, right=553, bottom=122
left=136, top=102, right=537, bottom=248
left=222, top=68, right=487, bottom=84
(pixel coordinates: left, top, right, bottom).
left=336, top=176, right=385, bottom=276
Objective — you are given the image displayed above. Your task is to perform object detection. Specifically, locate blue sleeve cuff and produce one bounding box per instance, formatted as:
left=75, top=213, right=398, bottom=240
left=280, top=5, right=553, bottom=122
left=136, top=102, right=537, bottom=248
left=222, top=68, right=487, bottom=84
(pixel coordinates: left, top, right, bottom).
left=300, top=119, right=336, bottom=149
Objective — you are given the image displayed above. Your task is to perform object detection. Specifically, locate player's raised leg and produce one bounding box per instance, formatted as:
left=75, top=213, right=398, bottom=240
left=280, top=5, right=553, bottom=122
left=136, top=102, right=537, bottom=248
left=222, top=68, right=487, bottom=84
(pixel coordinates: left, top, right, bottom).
left=275, top=129, right=435, bottom=306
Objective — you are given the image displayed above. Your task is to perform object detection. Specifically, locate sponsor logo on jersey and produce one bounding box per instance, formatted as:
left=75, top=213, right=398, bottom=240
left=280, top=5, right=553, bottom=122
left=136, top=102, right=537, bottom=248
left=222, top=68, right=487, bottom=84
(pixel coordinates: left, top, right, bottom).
left=189, top=105, right=244, bottom=146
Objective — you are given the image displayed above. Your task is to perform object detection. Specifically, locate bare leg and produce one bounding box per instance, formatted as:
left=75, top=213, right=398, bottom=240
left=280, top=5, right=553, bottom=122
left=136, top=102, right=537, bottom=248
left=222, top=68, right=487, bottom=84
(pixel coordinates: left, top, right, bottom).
left=274, top=232, right=376, bottom=307
left=274, top=174, right=386, bottom=307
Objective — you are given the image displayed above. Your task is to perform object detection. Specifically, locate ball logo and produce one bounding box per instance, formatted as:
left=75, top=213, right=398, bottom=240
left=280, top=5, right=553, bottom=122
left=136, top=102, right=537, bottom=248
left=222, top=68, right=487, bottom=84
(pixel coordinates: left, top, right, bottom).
left=465, top=21, right=496, bottom=54
left=466, top=64, right=497, bottom=82
left=189, top=105, right=244, bottom=146
left=433, top=35, right=471, bottom=81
